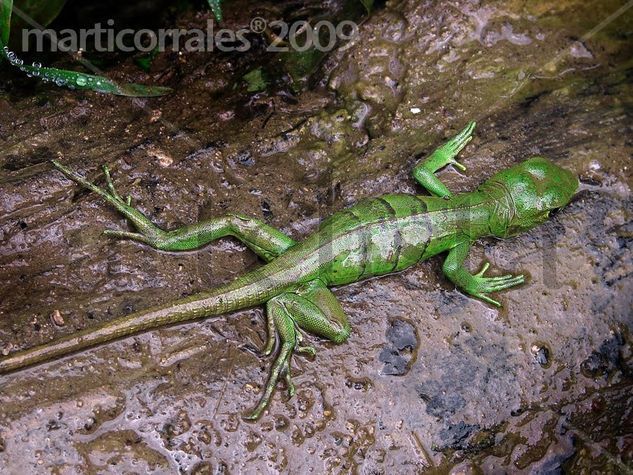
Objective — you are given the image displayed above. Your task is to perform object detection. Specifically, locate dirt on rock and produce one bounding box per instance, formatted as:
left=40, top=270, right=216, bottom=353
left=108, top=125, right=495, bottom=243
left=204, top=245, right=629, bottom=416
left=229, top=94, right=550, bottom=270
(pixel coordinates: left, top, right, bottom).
left=0, top=0, right=632, bottom=473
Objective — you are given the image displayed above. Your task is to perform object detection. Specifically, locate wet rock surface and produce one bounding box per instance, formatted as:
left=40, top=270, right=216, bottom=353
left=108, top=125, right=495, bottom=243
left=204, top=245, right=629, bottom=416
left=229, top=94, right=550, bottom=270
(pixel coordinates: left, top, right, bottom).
left=1, top=0, right=632, bottom=472
left=379, top=319, right=418, bottom=376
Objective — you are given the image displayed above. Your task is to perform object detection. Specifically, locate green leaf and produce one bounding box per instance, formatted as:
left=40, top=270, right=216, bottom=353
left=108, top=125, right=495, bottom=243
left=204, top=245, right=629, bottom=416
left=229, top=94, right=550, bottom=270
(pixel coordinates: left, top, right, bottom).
left=359, top=0, right=373, bottom=14
left=1, top=0, right=13, bottom=45
left=281, top=48, right=326, bottom=91
left=13, top=0, right=68, bottom=29
left=135, top=48, right=159, bottom=72
left=22, top=64, right=172, bottom=96
left=1, top=43, right=171, bottom=96
left=0, top=0, right=170, bottom=98
left=208, top=0, right=223, bottom=22
left=243, top=68, right=267, bottom=93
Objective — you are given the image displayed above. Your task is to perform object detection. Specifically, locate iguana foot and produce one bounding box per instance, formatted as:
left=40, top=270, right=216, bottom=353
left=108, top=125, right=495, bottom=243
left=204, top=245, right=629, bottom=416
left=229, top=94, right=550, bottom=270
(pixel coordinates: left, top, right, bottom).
left=412, top=121, right=476, bottom=198
left=52, top=160, right=131, bottom=209
left=102, top=164, right=132, bottom=206
left=282, top=361, right=296, bottom=398
left=436, top=120, right=475, bottom=172
left=52, top=160, right=168, bottom=246
left=467, top=261, right=525, bottom=307
left=243, top=340, right=300, bottom=421
left=294, top=328, right=317, bottom=357
left=443, top=243, right=526, bottom=308
left=243, top=297, right=304, bottom=421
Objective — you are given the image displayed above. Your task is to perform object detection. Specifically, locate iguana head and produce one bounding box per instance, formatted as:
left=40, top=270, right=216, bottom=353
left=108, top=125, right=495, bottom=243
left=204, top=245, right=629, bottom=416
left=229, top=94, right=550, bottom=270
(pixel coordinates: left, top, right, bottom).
left=485, top=157, right=578, bottom=237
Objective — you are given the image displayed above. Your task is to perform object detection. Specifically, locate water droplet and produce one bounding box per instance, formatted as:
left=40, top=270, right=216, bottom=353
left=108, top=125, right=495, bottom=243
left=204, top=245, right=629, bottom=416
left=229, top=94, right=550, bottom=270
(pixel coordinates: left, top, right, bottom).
left=32, top=62, right=42, bottom=69
left=75, top=75, right=88, bottom=87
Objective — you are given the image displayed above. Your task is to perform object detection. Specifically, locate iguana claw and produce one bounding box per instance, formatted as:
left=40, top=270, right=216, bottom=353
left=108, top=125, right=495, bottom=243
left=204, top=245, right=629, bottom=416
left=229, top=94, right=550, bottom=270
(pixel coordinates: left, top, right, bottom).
left=470, top=263, right=525, bottom=307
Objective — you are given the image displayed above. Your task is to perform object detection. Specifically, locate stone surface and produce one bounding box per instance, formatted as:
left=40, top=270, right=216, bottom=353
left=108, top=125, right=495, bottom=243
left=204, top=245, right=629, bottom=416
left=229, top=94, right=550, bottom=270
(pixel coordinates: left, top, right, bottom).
left=0, top=0, right=631, bottom=472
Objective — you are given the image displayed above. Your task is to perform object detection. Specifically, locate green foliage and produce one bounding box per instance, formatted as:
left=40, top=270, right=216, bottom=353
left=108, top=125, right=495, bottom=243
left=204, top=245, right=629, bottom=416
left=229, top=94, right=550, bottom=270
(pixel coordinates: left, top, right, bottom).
left=1, top=0, right=371, bottom=97
left=20, top=63, right=171, bottom=96
left=12, top=0, right=68, bottom=30
left=1, top=0, right=12, bottom=44
left=243, top=67, right=267, bottom=92
left=281, top=48, right=325, bottom=91
left=208, top=0, right=223, bottom=22
left=0, top=0, right=171, bottom=96
left=134, top=48, right=159, bottom=73
left=359, top=0, right=373, bottom=13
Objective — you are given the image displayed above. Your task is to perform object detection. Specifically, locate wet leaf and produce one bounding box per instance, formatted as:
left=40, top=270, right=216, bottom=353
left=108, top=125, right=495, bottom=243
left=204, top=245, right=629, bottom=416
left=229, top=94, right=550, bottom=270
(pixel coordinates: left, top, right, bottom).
left=13, top=0, right=68, bottom=30
left=1, top=47, right=172, bottom=96
left=18, top=63, right=172, bottom=96
left=1, top=0, right=13, bottom=45
left=359, top=0, right=373, bottom=14
left=0, top=0, right=170, bottom=97
left=208, top=0, right=223, bottom=22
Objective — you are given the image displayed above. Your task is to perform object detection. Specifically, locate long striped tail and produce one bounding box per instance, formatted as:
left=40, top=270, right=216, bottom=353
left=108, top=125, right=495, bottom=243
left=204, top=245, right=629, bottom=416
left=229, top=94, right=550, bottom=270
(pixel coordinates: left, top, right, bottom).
left=0, top=266, right=288, bottom=374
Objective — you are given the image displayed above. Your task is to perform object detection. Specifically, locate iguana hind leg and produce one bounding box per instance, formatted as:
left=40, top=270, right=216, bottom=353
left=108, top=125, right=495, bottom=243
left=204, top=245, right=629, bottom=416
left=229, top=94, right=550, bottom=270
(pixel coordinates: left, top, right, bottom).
left=246, top=285, right=350, bottom=420
left=294, top=280, right=351, bottom=343
left=245, top=295, right=303, bottom=420
left=149, top=212, right=294, bottom=260
left=52, top=160, right=295, bottom=260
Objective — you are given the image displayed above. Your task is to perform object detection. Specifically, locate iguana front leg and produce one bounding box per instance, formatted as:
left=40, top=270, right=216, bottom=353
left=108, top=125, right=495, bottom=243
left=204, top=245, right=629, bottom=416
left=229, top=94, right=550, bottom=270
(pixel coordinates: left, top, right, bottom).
left=413, top=121, right=475, bottom=198
left=442, top=241, right=525, bottom=307
left=51, top=161, right=295, bottom=260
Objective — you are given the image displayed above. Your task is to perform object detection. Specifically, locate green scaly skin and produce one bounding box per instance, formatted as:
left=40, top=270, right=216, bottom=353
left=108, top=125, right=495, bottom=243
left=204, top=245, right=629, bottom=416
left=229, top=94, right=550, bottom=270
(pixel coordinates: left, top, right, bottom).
left=0, top=122, right=579, bottom=419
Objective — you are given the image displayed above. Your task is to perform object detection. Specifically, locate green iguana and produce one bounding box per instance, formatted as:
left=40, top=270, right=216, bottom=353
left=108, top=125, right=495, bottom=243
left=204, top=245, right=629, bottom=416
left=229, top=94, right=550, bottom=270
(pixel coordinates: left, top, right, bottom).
left=0, top=122, right=578, bottom=419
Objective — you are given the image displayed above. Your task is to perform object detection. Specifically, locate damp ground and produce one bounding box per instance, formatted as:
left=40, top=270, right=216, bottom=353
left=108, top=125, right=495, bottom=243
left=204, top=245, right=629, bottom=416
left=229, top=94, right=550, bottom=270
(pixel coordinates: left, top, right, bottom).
left=0, top=0, right=632, bottom=473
